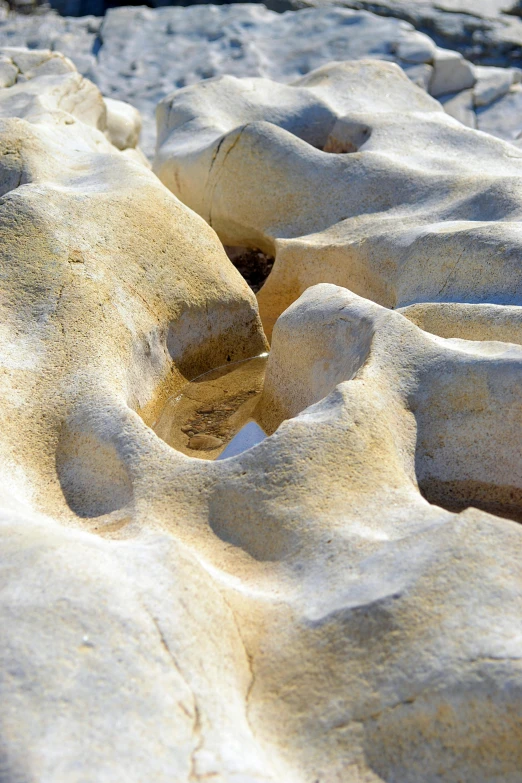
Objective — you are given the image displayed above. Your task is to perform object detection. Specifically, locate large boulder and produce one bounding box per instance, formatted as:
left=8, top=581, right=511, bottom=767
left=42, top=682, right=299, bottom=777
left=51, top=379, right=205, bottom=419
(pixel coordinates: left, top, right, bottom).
left=0, top=46, right=271, bottom=782
left=285, top=0, right=522, bottom=69
left=155, top=58, right=522, bottom=337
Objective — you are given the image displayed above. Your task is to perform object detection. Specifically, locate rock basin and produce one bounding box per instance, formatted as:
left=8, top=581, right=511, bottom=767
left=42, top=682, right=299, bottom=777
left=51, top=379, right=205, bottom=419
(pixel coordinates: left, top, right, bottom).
left=153, top=354, right=268, bottom=459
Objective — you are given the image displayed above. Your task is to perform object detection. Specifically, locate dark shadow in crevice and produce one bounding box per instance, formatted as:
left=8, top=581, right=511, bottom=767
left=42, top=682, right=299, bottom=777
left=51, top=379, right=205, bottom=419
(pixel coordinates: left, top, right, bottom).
left=419, top=478, right=522, bottom=524
left=224, top=246, right=275, bottom=294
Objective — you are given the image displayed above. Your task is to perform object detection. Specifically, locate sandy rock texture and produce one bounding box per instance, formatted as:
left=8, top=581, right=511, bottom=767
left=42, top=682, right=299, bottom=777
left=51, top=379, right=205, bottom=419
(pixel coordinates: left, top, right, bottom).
left=155, top=58, right=522, bottom=338
left=0, top=5, right=520, bottom=156
left=0, top=49, right=273, bottom=782
left=1, top=46, right=522, bottom=782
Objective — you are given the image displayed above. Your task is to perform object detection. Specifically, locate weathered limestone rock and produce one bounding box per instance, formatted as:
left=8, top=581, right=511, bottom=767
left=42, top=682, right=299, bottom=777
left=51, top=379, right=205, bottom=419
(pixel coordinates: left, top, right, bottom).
left=399, top=301, right=522, bottom=343
left=429, top=46, right=476, bottom=97
left=259, top=283, right=522, bottom=523
left=285, top=0, right=522, bottom=69
left=95, top=4, right=448, bottom=156
left=393, top=27, right=437, bottom=63
left=476, top=82, right=522, bottom=144
left=473, top=63, right=518, bottom=106
left=104, top=96, right=141, bottom=150
left=1, top=48, right=522, bottom=783
left=0, top=5, right=520, bottom=156
left=439, top=88, right=476, bottom=128
left=155, top=58, right=522, bottom=338
left=0, top=47, right=273, bottom=782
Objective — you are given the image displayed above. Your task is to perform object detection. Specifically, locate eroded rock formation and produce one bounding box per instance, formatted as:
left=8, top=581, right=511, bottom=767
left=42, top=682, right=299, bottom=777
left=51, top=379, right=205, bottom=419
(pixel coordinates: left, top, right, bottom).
left=155, top=58, right=522, bottom=339
left=1, top=5, right=522, bottom=156
left=0, top=48, right=521, bottom=783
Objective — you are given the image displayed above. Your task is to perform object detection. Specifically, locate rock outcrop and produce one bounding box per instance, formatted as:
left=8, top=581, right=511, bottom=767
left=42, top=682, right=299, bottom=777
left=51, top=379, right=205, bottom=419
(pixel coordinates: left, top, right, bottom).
left=287, top=0, right=522, bottom=67
left=155, top=58, right=522, bottom=338
left=1, top=5, right=522, bottom=156
left=1, top=48, right=521, bottom=783
left=0, top=52, right=270, bottom=779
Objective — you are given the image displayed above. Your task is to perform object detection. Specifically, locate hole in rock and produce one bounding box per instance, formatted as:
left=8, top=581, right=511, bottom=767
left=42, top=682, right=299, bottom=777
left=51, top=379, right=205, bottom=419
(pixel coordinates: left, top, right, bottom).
left=322, top=121, right=372, bottom=154
left=224, top=246, right=274, bottom=294
left=152, top=354, right=268, bottom=460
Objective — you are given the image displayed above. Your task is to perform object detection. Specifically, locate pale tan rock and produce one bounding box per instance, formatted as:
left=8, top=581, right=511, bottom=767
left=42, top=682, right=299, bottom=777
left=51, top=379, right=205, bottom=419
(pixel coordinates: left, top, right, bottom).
left=1, top=49, right=521, bottom=783
left=155, top=59, right=522, bottom=340
left=105, top=95, right=142, bottom=150
left=0, top=52, right=271, bottom=781
left=400, top=301, right=522, bottom=343
left=188, top=433, right=224, bottom=450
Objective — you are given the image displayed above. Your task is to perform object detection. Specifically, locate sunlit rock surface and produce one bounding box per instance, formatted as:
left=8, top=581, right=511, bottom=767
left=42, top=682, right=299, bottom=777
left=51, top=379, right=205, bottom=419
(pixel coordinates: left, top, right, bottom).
left=156, top=58, right=522, bottom=338
left=290, top=0, right=522, bottom=67
left=1, top=49, right=522, bottom=783
left=0, top=5, right=521, bottom=156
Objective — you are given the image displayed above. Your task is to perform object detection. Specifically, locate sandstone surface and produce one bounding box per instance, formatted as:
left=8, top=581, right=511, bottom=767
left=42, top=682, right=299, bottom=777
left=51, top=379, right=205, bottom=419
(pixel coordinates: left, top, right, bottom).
left=155, top=58, right=522, bottom=336
left=0, top=5, right=520, bottom=156
left=1, top=47, right=522, bottom=783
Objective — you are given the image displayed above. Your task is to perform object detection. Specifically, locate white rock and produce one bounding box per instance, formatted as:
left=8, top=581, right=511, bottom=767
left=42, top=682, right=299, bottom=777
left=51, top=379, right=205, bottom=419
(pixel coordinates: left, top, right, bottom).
left=1, top=48, right=522, bottom=783
left=473, top=63, right=515, bottom=106
left=395, top=28, right=437, bottom=63
left=0, top=5, right=492, bottom=157
left=439, top=88, right=476, bottom=128
left=429, top=46, right=476, bottom=97
left=0, top=56, right=17, bottom=88
left=155, top=58, right=522, bottom=342
left=476, top=83, right=522, bottom=141
left=0, top=48, right=269, bottom=780
left=104, top=96, right=141, bottom=150
left=434, top=0, right=515, bottom=13
left=287, top=0, right=522, bottom=68
left=403, top=61, right=434, bottom=90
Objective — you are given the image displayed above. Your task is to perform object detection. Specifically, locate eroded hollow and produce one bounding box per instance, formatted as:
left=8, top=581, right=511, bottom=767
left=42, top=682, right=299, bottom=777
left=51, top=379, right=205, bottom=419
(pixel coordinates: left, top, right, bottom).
left=152, top=354, right=268, bottom=460
left=56, top=425, right=133, bottom=518
left=224, top=246, right=275, bottom=294
left=322, top=119, right=372, bottom=154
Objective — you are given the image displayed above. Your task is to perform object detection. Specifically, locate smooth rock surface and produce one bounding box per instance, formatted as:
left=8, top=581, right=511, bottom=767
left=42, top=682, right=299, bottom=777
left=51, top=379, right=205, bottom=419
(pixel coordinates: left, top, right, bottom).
left=439, top=88, right=476, bottom=128
left=476, top=82, right=522, bottom=143
left=93, top=4, right=446, bottom=156
left=429, top=46, right=476, bottom=96
left=0, top=5, right=520, bottom=156
left=473, top=62, right=517, bottom=106
left=155, top=58, right=522, bottom=340
left=0, top=46, right=272, bottom=783
left=1, top=47, right=522, bottom=783
left=104, top=95, right=142, bottom=150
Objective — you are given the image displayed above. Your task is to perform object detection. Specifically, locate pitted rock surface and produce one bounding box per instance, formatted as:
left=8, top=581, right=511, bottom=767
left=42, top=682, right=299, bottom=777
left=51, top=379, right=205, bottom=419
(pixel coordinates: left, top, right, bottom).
left=155, top=58, right=522, bottom=335
left=0, top=48, right=521, bottom=783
